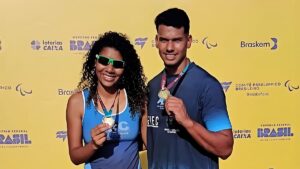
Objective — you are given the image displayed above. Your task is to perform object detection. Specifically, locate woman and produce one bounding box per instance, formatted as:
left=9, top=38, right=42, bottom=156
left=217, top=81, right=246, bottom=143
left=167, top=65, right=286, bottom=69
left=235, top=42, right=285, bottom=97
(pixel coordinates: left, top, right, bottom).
left=66, top=31, right=147, bottom=169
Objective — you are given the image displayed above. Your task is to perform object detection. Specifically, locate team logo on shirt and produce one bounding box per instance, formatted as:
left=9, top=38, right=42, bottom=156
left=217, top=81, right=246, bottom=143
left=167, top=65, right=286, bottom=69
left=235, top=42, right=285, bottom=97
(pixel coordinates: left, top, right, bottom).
left=106, top=121, right=130, bottom=140
left=147, top=116, right=159, bottom=128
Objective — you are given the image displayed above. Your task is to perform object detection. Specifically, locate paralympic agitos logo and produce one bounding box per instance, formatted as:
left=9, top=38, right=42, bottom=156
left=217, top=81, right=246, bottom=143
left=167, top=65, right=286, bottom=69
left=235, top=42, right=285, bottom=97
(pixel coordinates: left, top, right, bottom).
left=284, top=80, right=299, bottom=92
left=16, top=83, right=32, bottom=96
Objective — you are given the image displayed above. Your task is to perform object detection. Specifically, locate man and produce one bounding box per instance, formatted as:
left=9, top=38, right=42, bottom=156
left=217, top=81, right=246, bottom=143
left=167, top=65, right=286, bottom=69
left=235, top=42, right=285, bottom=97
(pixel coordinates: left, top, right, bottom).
left=143, top=8, right=234, bottom=169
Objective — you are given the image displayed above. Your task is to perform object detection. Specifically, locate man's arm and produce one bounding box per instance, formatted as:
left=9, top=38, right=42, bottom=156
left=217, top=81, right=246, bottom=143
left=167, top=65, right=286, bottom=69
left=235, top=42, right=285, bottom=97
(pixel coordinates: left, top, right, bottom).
left=165, top=96, right=233, bottom=159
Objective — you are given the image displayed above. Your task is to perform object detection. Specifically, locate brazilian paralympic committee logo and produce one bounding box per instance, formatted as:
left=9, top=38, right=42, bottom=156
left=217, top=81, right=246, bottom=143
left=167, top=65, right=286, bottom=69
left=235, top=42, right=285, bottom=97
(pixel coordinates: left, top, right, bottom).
left=31, top=40, right=63, bottom=51
left=284, top=80, right=299, bottom=92
left=202, top=37, right=217, bottom=49
left=240, top=38, right=277, bottom=50
left=16, top=83, right=32, bottom=96
left=0, top=129, right=32, bottom=148
left=221, top=82, right=232, bottom=92
left=257, top=123, right=293, bottom=141
left=56, top=131, right=67, bottom=141
left=135, top=37, right=148, bottom=49
left=235, top=81, right=282, bottom=96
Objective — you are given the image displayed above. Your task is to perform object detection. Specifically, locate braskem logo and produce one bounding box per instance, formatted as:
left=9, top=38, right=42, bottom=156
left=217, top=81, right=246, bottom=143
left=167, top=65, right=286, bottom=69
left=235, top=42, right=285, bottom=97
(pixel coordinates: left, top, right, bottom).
left=58, top=88, right=78, bottom=96
left=240, top=38, right=277, bottom=50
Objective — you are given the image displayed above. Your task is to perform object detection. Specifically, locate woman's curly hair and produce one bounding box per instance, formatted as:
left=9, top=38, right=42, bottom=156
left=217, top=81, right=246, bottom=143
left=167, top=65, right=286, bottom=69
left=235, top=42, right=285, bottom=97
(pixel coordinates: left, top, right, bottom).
left=78, top=31, right=147, bottom=116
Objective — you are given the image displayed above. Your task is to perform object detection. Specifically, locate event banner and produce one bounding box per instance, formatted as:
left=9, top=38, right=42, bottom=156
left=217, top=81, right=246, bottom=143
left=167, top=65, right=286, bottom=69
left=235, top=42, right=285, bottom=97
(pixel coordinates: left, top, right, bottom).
left=1, top=1, right=299, bottom=169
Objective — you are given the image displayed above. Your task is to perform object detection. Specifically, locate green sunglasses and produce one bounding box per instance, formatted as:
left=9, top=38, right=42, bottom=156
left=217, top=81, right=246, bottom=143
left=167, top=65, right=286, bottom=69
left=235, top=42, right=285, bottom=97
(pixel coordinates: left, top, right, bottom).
left=96, top=54, right=125, bottom=69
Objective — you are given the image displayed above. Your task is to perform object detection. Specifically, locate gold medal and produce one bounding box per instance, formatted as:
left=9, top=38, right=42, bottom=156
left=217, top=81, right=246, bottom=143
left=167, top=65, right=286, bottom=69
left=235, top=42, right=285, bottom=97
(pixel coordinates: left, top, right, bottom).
left=158, top=88, right=171, bottom=100
left=102, top=117, right=115, bottom=128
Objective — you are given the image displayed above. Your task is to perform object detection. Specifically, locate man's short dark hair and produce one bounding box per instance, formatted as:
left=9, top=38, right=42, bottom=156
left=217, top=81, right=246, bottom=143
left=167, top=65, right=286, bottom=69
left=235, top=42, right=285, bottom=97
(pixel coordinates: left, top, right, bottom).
left=155, top=8, right=190, bottom=34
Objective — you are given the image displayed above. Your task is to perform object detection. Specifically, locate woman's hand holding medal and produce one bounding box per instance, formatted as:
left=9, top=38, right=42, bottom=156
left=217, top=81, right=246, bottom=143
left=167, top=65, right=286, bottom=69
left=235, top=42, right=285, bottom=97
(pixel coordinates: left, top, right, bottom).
left=90, top=123, right=110, bottom=150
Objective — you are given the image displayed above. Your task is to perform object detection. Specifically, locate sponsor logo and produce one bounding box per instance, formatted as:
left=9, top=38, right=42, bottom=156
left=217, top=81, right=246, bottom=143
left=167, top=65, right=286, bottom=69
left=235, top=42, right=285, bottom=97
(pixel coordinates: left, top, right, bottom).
left=202, top=37, right=217, bottom=49
left=16, top=83, right=32, bottom=96
left=69, top=35, right=98, bottom=52
left=31, top=40, right=63, bottom=50
left=0, top=85, right=12, bottom=90
left=31, top=40, right=41, bottom=50
left=240, top=38, right=277, bottom=50
left=257, top=123, right=293, bottom=141
left=233, top=129, right=251, bottom=139
left=135, top=37, right=147, bottom=49
left=56, top=131, right=67, bottom=141
left=58, top=88, right=77, bottom=96
left=284, top=80, right=299, bottom=92
left=221, top=82, right=232, bottom=92
left=0, top=129, right=32, bottom=148
left=235, top=81, right=282, bottom=96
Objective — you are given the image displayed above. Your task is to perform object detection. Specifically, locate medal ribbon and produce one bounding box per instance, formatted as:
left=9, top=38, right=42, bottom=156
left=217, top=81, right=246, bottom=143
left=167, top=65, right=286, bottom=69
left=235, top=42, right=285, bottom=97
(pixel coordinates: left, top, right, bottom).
left=157, top=63, right=190, bottom=105
left=160, top=63, right=190, bottom=91
left=96, top=90, right=120, bottom=117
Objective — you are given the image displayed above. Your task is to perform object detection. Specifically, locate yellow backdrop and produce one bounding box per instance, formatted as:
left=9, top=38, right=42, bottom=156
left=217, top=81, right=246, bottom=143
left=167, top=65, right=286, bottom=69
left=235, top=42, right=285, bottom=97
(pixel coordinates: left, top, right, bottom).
left=0, top=0, right=299, bottom=169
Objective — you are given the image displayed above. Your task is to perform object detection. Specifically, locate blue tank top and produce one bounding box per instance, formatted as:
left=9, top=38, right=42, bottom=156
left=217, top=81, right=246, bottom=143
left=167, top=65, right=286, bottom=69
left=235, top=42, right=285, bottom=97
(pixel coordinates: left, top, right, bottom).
left=82, top=89, right=141, bottom=169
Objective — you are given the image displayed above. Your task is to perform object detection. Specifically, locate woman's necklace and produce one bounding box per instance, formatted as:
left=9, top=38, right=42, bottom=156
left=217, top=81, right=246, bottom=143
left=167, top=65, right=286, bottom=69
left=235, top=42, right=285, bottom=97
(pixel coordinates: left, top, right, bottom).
left=96, top=89, right=120, bottom=127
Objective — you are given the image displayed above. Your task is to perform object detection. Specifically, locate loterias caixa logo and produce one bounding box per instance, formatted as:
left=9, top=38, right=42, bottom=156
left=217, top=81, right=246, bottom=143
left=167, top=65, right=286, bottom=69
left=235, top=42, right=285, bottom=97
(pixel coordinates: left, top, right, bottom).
left=233, top=129, right=252, bottom=139
left=31, top=40, right=63, bottom=51
left=0, top=129, right=32, bottom=148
